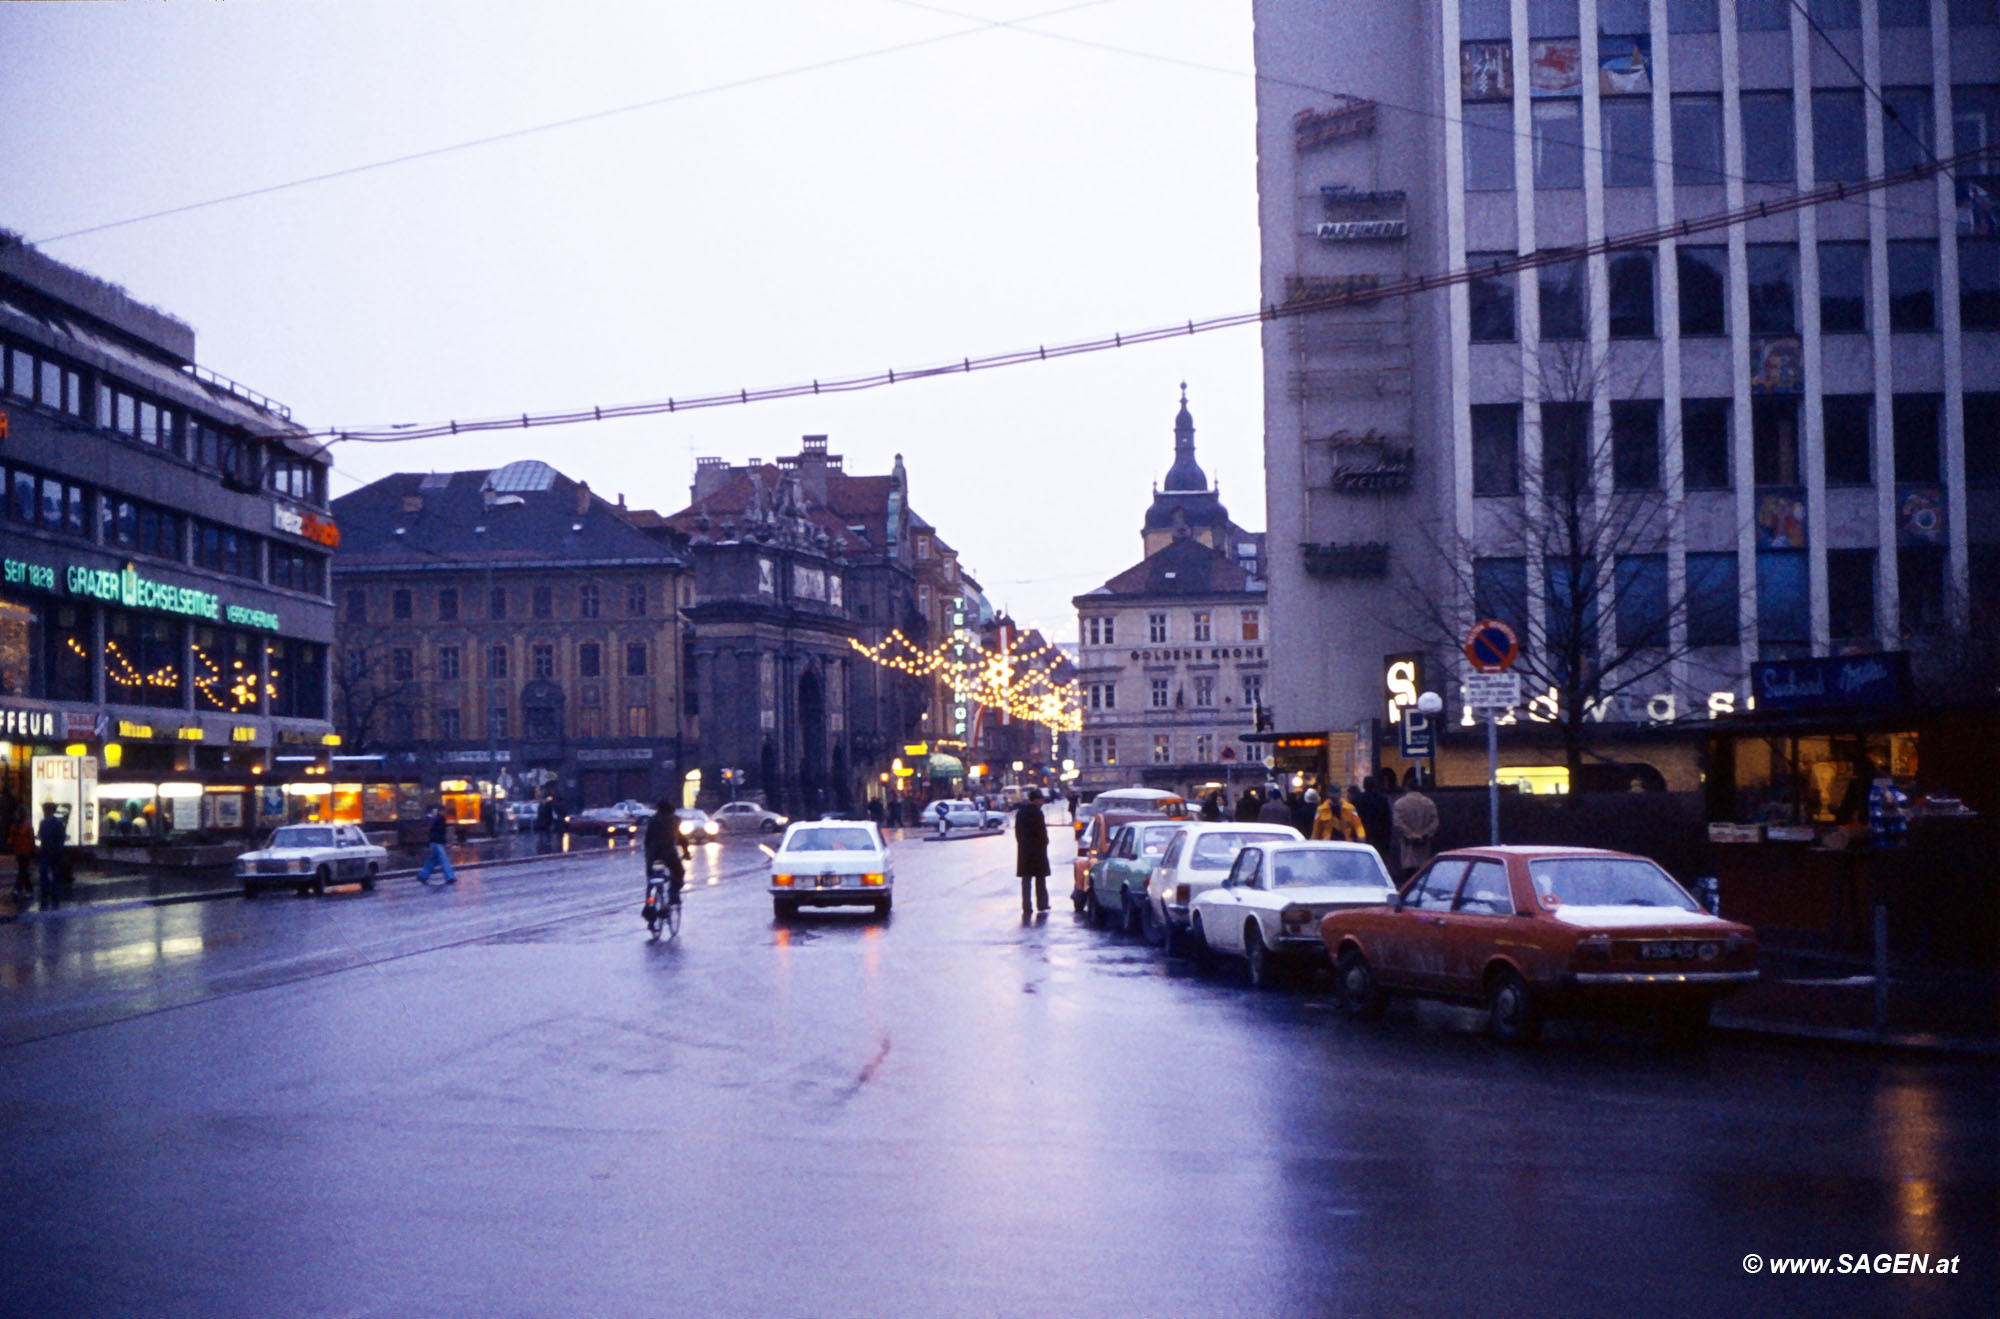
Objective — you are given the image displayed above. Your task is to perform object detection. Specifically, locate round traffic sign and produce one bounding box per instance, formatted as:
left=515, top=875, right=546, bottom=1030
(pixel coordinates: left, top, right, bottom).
left=1464, top=618, right=1519, bottom=673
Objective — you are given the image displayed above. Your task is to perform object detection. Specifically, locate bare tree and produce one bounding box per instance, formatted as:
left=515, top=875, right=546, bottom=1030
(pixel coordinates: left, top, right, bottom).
left=332, top=647, right=418, bottom=754
left=1393, top=342, right=1747, bottom=794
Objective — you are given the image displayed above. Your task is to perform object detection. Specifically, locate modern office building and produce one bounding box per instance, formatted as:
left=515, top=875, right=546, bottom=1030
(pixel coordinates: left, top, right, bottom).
left=1254, top=0, right=1997, bottom=792
left=332, top=462, right=690, bottom=819
left=1074, top=389, right=1270, bottom=797
left=0, top=236, right=336, bottom=846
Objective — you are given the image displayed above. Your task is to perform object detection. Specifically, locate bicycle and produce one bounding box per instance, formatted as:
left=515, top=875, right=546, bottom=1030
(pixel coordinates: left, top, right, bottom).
left=642, top=863, right=682, bottom=940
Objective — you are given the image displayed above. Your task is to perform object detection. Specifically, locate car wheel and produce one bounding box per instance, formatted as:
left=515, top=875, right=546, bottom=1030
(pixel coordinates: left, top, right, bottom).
left=1658, top=1002, right=1711, bottom=1048
left=311, top=866, right=331, bottom=897
left=875, top=895, right=892, bottom=917
left=1190, top=915, right=1215, bottom=972
left=773, top=897, right=796, bottom=920
left=1335, top=947, right=1388, bottom=1019
left=241, top=881, right=258, bottom=899
left=1159, top=909, right=1181, bottom=957
left=1487, top=967, right=1541, bottom=1045
left=762, top=820, right=781, bottom=834
left=1070, top=888, right=1088, bottom=913
left=1085, top=889, right=1103, bottom=928
left=1123, top=893, right=1144, bottom=937
left=360, top=863, right=378, bottom=892
left=1245, top=924, right=1277, bottom=990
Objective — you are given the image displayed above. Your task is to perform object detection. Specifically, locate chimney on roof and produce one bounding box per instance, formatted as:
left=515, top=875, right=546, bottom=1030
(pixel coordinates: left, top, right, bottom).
left=576, top=481, right=591, bottom=516
left=794, top=435, right=835, bottom=504
left=693, top=455, right=729, bottom=503
left=617, top=492, right=625, bottom=509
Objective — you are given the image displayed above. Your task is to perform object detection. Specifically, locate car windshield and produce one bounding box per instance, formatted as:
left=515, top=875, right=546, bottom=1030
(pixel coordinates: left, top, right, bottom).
left=786, top=827, right=876, bottom=852
left=1137, top=825, right=1179, bottom=856
left=270, top=827, right=334, bottom=849
left=1268, top=850, right=1392, bottom=890
left=1526, top=857, right=1700, bottom=910
left=1188, top=830, right=1290, bottom=870
left=1096, top=794, right=1189, bottom=819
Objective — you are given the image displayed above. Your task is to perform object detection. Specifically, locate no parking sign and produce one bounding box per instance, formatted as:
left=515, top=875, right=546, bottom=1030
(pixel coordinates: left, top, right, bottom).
left=1464, top=619, right=1519, bottom=673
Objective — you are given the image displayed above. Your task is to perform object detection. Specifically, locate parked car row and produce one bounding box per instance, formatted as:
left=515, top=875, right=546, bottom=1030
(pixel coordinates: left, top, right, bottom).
left=1073, top=819, right=1759, bottom=1044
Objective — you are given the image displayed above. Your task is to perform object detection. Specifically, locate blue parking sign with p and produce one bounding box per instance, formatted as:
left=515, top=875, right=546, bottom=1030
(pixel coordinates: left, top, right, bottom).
left=1399, top=709, right=1435, bottom=758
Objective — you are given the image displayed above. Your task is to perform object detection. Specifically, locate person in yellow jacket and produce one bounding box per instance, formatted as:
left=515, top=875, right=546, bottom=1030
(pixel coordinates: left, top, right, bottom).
left=1313, top=785, right=1366, bottom=841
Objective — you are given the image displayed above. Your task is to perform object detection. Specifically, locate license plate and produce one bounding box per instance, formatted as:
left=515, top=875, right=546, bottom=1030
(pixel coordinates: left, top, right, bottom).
left=1639, top=940, right=1717, bottom=961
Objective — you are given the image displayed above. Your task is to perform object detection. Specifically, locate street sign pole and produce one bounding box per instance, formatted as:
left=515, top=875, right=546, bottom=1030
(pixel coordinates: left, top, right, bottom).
left=1487, top=709, right=1499, bottom=844
left=1463, top=620, right=1520, bottom=847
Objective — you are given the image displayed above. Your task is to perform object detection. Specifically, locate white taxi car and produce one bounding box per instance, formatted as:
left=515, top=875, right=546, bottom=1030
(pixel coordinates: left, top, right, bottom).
left=1188, top=841, right=1396, bottom=988
left=926, top=798, right=1006, bottom=835
left=238, top=824, right=389, bottom=898
left=769, top=821, right=893, bottom=918
left=1144, top=822, right=1305, bottom=956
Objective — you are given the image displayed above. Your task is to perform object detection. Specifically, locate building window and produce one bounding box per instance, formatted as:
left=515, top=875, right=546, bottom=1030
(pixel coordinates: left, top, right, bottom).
left=1086, top=735, right=1118, bottom=767
left=1879, top=87, right=1935, bottom=175
left=532, top=585, right=552, bottom=619
left=1669, top=0, right=1718, bottom=30
left=1532, top=100, right=1584, bottom=190
left=344, top=589, right=366, bottom=624
left=1191, top=611, right=1211, bottom=642
left=1740, top=93, right=1795, bottom=184
left=1738, top=0, right=1787, bottom=29
left=437, top=646, right=460, bottom=681
left=578, top=584, right=599, bottom=619
left=1194, top=675, right=1215, bottom=706
left=1758, top=550, right=1809, bottom=647
left=1967, top=394, right=2000, bottom=485
left=391, top=647, right=413, bottom=682
left=1085, top=615, right=1115, bottom=646
left=1241, top=673, right=1265, bottom=708
left=388, top=706, right=415, bottom=742
left=487, top=704, right=508, bottom=740
left=1686, top=552, right=1740, bottom=646
left=1948, top=0, right=1998, bottom=24
left=437, top=587, right=458, bottom=621
left=1752, top=399, right=1801, bottom=486
left=1468, top=254, right=1517, bottom=342
left=489, top=586, right=507, bottom=619
left=436, top=707, right=461, bottom=740
left=1472, top=404, right=1521, bottom=497
left=1464, top=104, right=1516, bottom=191
left=392, top=589, right=412, bottom=620
left=1614, top=554, right=1669, bottom=650
left=1672, top=96, right=1724, bottom=186
left=1812, top=90, right=1867, bottom=183
left=1194, top=733, right=1215, bottom=762
left=1461, top=0, right=1510, bottom=38
left=626, top=581, right=647, bottom=616
left=1898, top=545, right=1946, bottom=638
left=1888, top=241, right=1938, bottom=331
left=1148, top=612, right=1167, bottom=644
left=1809, top=0, right=1859, bottom=27
left=1541, top=403, right=1591, bottom=500
left=488, top=644, right=508, bottom=679
left=626, top=642, right=647, bottom=677
left=1240, top=609, right=1260, bottom=641
left=1828, top=549, right=1877, bottom=643
left=1822, top=396, right=1872, bottom=485
left=578, top=642, right=601, bottom=678
left=1152, top=735, right=1172, bottom=765
left=1747, top=245, right=1799, bottom=335
left=1601, top=99, right=1654, bottom=187
left=1150, top=678, right=1169, bottom=709
left=1473, top=558, right=1528, bottom=643
left=1539, top=258, right=1586, bottom=341
left=1818, top=242, right=1869, bottom=333
left=1607, top=249, right=1656, bottom=338
left=1880, top=0, right=1928, bottom=24
left=1678, top=246, right=1728, bottom=336
left=1087, top=682, right=1116, bottom=710
left=1963, top=239, right=2000, bottom=330
left=1544, top=557, right=1600, bottom=661
left=532, top=643, right=554, bottom=679
left=1611, top=401, right=1660, bottom=491
left=625, top=705, right=651, bottom=736
left=1893, top=395, right=1941, bottom=483
left=1529, top=0, right=1578, bottom=37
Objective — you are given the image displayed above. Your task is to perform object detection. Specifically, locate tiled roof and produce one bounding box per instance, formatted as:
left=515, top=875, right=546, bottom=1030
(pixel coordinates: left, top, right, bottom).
left=332, top=469, right=687, bottom=569
left=1079, top=536, right=1262, bottom=600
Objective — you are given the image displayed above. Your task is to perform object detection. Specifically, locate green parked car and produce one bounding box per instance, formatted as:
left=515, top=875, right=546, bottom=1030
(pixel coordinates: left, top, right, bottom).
left=1087, top=821, right=1187, bottom=934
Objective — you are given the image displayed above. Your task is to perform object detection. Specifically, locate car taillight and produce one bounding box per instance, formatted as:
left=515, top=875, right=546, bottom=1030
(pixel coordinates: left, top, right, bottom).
left=1280, top=905, right=1311, bottom=935
left=1573, top=934, right=1612, bottom=964
left=772, top=874, right=794, bottom=887
left=1174, top=884, right=1189, bottom=905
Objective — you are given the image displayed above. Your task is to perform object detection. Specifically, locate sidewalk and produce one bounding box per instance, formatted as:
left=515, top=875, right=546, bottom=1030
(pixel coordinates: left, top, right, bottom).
left=1711, top=947, right=1998, bottom=1057
left=0, top=831, right=635, bottom=920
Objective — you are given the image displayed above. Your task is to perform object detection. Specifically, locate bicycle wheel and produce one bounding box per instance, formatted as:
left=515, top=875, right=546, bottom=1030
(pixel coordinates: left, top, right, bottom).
left=665, top=897, right=682, bottom=939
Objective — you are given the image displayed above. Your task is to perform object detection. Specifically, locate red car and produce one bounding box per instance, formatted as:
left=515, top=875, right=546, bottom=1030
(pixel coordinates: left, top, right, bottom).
left=1319, top=845, right=1758, bottom=1044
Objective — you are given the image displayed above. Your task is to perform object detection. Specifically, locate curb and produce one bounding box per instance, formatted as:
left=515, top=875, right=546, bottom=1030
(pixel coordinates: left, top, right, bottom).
left=1711, top=1017, right=2000, bottom=1059
left=0, top=842, right=628, bottom=922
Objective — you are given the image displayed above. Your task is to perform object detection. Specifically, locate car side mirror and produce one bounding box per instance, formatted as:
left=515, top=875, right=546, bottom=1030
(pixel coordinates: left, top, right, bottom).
left=1221, top=876, right=1237, bottom=888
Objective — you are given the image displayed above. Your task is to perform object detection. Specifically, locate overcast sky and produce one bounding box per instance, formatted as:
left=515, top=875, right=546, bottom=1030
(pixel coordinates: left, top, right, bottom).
left=2, top=0, right=1266, bottom=641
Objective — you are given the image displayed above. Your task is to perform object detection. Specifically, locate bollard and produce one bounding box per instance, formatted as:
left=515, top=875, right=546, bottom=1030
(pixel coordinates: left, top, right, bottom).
left=1872, top=904, right=1889, bottom=1032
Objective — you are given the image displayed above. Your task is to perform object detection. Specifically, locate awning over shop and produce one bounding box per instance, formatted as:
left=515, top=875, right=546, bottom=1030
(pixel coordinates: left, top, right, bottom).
left=928, top=753, right=965, bottom=778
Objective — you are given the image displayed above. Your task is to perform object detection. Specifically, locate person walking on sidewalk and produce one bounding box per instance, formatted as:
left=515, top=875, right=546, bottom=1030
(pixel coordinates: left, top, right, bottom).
left=416, top=806, right=457, bottom=885
left=9, top=807, right=33, bottom=904
left=35, top=802, right=67, bottom=910
left=1015, top=789, right=1051, bottom=917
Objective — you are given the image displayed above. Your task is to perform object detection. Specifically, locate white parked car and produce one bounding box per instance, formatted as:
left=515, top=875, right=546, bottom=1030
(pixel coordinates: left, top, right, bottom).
left=1188, top=842, right=1397, bottom=988
left=675, top=808, right=719, bottom=843
left=566, top=800, right=657, bottom=834
left=1144, top=822, right=1306, bottom=955
left=238, top=824, right=388, bottom=898
left=769, top=820, right=893, bottom=918
left=927, top=798, right=1006, bottom=834
left=713, top=801, right=790, bottom=834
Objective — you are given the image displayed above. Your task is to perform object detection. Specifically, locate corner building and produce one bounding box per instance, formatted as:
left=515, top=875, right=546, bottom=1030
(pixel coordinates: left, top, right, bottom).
left=1255, top=0, right=1998, bottom=785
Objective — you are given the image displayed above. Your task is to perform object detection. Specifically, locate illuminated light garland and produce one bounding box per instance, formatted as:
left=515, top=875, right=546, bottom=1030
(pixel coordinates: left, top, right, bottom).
left=848, top=632, right=1082, bottom=735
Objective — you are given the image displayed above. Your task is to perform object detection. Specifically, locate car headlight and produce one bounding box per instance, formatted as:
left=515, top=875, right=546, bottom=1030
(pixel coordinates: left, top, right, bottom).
left=772, top=873, right=794, bottom=887
left=861, top=873, right=886, bottom=886
left=679, top=821, right=695, bottom=835
left=1280, top=905, right=1312, bottom=935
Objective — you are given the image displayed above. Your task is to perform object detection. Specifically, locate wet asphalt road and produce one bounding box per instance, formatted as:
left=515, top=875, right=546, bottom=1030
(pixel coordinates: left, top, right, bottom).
left=1, top=830, right=1994, bottom=1319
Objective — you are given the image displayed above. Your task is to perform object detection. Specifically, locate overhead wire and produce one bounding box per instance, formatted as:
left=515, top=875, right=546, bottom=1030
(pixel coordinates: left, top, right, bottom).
left=299, top=148, right=1982, bottom=445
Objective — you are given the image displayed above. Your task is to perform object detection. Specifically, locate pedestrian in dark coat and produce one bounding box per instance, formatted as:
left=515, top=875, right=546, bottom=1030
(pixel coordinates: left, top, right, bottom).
left=1234, top=789, right=1262, bottom=822
left=1258, top=791, right=1294, bottom=827
left=1357, top=771, right=1395, bottom=872
left=416, top=807, right=457, bottom=885
left=643, top=801, right=686, bottom=896
left=1200, top=791, right=1223, bottom=822
left=35, top=802, right=67, bottom=910
left=9, top=808, right=33, bottom=902
left=1015, top=790, right=1051, bottom=916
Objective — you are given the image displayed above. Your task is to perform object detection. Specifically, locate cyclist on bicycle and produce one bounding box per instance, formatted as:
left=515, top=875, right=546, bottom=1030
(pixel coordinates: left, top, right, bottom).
left=643, top=799, right=685, bottom=902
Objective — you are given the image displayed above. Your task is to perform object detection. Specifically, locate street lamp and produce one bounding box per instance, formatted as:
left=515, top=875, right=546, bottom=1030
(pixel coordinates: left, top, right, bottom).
left=1416, top=691, right=1443, bottom=794
left=476, top=491, right=526, bottom=835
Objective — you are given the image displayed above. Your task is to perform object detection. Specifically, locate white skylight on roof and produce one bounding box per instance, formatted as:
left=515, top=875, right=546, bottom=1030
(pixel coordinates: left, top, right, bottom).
left=486, top=460, right=559, bottom=493
left=419, top=472, right=453, bottom=490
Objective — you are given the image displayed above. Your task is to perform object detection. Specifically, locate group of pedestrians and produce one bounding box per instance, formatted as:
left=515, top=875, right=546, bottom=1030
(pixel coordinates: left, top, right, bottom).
left=1199, top=772, right=1439, bottom=883
left=4, top=795, right=73, bottom=911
